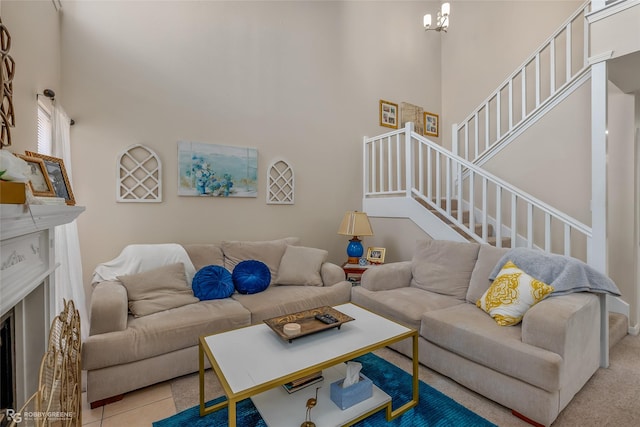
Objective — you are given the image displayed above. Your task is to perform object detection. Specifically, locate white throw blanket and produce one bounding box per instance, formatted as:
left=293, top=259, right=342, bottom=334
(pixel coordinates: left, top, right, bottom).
left=91, top=243, right=196, bottom=286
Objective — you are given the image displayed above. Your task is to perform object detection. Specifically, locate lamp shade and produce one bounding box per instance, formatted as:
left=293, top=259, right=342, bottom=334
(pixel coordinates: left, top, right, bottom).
left=337, top=211, right=374, bottom=237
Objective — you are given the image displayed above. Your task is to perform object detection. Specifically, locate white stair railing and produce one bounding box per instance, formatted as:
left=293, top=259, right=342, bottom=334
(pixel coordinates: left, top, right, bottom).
left=453, top=1, right=591, bottom=164
left=364, top=123, right=592, bottom=261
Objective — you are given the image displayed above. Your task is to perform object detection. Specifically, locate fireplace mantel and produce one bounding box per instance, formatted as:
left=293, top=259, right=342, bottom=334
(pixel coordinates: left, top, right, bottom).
left=1, top=204, right=85, bottom=317
left=0, top=204, right=85, bottom=241
left=0, top=203, right=84, bottom=408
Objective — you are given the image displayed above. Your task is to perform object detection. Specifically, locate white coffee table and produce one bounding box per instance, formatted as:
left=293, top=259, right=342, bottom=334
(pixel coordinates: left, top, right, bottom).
left=198, top=303, right=418, bottom=427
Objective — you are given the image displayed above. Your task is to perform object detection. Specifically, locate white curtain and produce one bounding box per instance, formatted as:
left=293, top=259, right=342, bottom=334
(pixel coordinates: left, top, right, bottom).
left=52, top=105, right=88, bottom=340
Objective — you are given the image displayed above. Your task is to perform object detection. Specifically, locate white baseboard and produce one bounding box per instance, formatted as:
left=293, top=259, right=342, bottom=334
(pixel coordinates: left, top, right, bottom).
left=628, top=323, right=640, bottom=336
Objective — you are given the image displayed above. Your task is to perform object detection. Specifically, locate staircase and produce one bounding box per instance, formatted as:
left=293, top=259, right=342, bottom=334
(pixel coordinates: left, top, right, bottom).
left=362, top=0, right=633, bottom=366
left=416, top=197, right=511, bottom=248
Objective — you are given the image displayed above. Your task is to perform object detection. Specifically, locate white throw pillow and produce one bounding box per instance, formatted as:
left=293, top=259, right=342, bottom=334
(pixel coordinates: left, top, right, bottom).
left=274, top=245, right=328, bottom=286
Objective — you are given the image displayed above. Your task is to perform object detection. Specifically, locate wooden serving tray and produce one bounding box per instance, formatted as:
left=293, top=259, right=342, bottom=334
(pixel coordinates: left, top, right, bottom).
left=264, top=306, right=355, bottom=343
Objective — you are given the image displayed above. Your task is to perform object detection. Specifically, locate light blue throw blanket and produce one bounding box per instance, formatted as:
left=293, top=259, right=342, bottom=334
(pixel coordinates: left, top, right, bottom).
left=489, top=248, right=621, bottom=297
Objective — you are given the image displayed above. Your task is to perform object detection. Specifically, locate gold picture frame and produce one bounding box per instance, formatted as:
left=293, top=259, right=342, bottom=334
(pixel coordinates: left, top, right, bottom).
left=15, top=154, right=55, bottom=197
left=366, top=247, right=386, bottom=264
left=379, top=100, right=398, bottom=129
left=424, top=111, right=439, bottom=137
left=25, top=151, right=76, bottom=205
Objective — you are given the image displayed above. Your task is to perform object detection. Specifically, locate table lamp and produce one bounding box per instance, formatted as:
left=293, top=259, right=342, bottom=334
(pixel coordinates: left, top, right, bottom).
left=337, top=211, right=374, bottom=264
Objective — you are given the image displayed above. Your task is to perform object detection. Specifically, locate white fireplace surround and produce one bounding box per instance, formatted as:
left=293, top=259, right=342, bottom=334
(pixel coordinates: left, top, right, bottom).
left=0, top=203, right=84, bottom=407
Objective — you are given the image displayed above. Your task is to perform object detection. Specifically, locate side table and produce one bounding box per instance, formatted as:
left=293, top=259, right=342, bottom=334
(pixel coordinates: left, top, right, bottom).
left=342, top=263, right=374, bottom=285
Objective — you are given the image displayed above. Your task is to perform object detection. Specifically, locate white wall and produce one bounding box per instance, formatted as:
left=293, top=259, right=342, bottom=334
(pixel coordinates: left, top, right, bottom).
left=1, top=0, right=61, bottom=154
left=367, top=217, right=431, bottom=263
left=441, top=1, right=582, bottom=147
left=591, top=0, right=640, bottom=61
left=57, top=1, right=440, bottom=297
left=608, top=81, right=637, bottom=325
left=483, top=80, right=592, bottom=224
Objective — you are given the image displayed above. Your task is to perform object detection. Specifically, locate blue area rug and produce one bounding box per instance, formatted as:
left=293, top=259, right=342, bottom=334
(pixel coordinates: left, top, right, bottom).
left=153, top=353, right=497, bottom=427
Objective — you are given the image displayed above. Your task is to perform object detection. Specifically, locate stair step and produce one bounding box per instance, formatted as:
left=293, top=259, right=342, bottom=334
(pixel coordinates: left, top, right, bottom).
left=436, top=198, right=459, bottom=211
left=429, top=208, right=471, bottom=224
left=484, top=236, right=512, bottom=248
left=609, top=312, right=628, bottom=349
left=415, top=196, right=460, bottom=212
left=453, top=223, right=494, bottom=237
left=414, top=195, right=510, bottom=248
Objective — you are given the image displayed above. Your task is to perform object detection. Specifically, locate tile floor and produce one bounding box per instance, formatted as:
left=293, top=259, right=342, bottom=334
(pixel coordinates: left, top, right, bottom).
left=81, top=382, right=177, bottom=427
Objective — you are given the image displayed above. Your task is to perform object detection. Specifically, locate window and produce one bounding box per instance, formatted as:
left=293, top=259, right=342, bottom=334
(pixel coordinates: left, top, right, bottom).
left=37, top=102, right=52, bottom=155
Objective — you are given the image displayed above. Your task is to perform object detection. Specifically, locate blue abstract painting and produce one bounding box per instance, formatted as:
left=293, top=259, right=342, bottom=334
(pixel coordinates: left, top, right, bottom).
left=178, top=141, right=258, bottom=197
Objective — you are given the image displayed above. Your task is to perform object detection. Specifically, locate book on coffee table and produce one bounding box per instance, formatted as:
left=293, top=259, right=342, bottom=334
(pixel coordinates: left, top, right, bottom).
left=283, top=371, right=323, bottom=394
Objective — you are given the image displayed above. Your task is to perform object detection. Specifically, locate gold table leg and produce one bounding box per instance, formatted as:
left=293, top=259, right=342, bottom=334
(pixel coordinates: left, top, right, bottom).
left=199, top=341, right=230, bottom=417
left=387, top=331, right=419, bottom=420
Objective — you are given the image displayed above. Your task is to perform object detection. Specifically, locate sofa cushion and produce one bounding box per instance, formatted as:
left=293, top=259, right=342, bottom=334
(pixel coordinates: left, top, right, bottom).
left=477, top=261, right=554, bottom=326
left=352, top=286, right=464, bottom=331
left=274, top=245, right=328, bottom=286
left=221, top=237, right=299, bottom=283
left=232, top=260, right=271, bottom=294
left=82, top=299, right=251, bottom=370
left=410, top=239, right=480, bottom=300
left=420, top=303, right=562, bottom=392
left=117, top=263, right=199, bottom=317
left=467, top=244, right=510, bottom=304
left=181, top=244, right=225, bottom=271
left=232, top=281, right=352, bottom=323
left=192, top=265, right=235, bottom=300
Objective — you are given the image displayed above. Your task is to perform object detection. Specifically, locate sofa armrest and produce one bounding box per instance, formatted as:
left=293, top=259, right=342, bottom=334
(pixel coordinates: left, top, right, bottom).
left=321, top=262, right=347, bottom=286
left=89, top=281, right=129, bottom=336
left=522, top=293, right=600, bottom=359
left=360, top=261, right=412, bottom=291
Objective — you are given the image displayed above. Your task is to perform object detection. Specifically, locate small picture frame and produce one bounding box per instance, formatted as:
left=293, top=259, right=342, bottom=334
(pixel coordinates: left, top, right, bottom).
left=15, top=154, right=55, bottom=197
left=366, top=247, right=386, bottom=264
left=25, top=151, right=76, bottom=205
left=379, top=100, right=398, bottom=129
left=424, top=111, right=439, bottom=137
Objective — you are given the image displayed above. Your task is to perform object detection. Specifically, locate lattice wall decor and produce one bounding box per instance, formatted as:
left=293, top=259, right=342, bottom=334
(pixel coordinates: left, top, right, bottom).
left=267, top=159, right=294, bottom=205
left=117, top=144, right=162, bottom=202
left=0, top=18, right=16, bottom=148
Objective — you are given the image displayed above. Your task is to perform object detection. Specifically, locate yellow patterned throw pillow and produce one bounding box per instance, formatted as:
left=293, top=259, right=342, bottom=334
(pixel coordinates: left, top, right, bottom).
left=477, top=261, right=554, bottom=326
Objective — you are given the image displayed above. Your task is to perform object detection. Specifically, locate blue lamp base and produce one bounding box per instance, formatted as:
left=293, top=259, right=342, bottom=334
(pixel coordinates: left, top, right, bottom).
left=346, top=236, right=364, bottom=264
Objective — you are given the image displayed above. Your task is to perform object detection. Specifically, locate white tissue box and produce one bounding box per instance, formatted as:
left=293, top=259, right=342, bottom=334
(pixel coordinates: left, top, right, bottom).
left=329, top=374, right=373, bottom=410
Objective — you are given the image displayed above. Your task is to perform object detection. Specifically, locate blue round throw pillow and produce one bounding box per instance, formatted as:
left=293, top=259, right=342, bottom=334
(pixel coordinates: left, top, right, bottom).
left=232, top=260, right=271, bottom=294
left=192, top=265, right=235, bottom=300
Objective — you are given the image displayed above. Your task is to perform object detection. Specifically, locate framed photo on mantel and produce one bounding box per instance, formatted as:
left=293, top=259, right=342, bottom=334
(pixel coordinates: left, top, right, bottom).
left=25, top=151, right=76, bottom=205
left=15, top=154, right=55, bottom=197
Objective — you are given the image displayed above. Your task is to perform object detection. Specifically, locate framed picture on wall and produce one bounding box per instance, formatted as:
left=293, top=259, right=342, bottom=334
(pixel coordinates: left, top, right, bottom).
left=379, top=100, right=398, bottom=129
left=25, top=151, right=76, bottom=205
left=424, top=111, right=439, bottom=137
left=15, top=154, right=55, bottom=197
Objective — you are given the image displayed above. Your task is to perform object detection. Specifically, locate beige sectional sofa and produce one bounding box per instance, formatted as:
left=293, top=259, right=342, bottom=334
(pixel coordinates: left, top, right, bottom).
left=82, top=238, right=352, bottom=407
left=352, top=239, right=603, bottom=427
